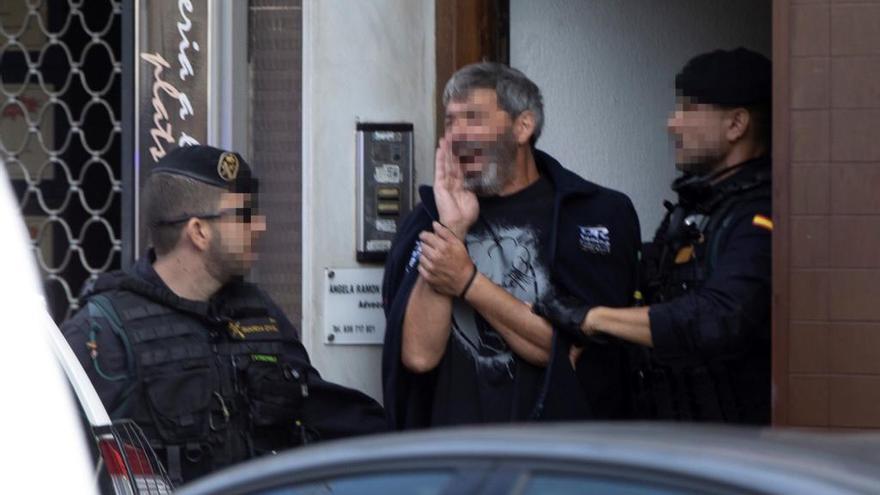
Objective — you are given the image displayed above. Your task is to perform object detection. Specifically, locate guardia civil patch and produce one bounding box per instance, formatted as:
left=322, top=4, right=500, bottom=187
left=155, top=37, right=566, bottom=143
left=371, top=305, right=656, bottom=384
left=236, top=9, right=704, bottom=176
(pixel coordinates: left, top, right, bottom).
left=578, top=225, right=611, bottom=254
left=227, top=318, right=279, bottom=340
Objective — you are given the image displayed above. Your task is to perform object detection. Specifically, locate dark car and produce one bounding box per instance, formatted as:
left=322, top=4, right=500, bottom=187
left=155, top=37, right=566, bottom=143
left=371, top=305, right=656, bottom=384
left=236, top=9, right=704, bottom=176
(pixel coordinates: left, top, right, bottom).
left=176, top=423, right=880, bottom=495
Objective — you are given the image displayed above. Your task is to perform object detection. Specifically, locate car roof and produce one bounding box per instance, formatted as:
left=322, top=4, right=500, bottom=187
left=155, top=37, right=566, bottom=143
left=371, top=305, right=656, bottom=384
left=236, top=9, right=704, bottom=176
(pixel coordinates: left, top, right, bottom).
left=179, top=423, right=880, bottom=495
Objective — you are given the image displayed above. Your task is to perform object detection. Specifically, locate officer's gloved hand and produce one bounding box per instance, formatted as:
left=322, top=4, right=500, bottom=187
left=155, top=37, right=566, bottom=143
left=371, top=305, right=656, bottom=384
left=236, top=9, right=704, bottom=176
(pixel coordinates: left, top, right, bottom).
left=533, top=293, right=595, bottom=346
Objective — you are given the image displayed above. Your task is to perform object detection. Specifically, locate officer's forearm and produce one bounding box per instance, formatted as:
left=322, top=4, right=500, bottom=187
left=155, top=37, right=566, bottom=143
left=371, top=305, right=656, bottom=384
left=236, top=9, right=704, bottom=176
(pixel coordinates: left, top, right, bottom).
left=465, top=273, right=552, bottom=366
left=585, top=306, right=653, bottom=348
left=401, top=276, right=454, bottom=373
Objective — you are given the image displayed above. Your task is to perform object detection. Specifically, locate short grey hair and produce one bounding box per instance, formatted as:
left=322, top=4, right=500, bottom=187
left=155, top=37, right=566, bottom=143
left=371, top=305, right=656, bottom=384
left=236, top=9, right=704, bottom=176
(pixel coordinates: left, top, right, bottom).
left=442, top=62, right=545, bottom=145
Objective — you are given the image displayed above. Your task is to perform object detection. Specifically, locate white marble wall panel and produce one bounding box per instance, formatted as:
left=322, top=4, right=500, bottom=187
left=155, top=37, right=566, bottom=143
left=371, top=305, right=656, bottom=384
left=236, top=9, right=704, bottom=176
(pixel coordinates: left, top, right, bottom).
left=302, top=0, right=435, bottom=401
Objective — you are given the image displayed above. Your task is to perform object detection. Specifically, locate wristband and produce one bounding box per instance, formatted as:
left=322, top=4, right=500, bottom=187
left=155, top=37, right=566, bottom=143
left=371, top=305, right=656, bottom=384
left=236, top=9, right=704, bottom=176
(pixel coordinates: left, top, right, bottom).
left=459, top=264, right=478, bottom=299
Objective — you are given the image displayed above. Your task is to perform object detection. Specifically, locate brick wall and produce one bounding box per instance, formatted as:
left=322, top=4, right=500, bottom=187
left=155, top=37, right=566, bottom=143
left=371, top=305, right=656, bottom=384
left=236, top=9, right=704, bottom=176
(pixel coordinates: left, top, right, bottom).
left=777, top=0, right=880, bottom=428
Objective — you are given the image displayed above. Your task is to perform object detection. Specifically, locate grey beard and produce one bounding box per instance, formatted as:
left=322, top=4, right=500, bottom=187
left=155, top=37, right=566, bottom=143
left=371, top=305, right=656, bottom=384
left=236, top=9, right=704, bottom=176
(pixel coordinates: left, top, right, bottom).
left=457, top=129, right=518, bottom=196
left=464, top=161, right=504, bottom=195
left=463, top=147, right=517, bottom=196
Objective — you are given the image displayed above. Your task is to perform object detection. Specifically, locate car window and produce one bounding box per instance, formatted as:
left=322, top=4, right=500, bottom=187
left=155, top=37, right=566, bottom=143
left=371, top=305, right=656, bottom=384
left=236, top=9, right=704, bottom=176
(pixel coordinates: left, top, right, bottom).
left=517, top=472, right=702, bottom=495
left=252, top=470, right=454, bottom=495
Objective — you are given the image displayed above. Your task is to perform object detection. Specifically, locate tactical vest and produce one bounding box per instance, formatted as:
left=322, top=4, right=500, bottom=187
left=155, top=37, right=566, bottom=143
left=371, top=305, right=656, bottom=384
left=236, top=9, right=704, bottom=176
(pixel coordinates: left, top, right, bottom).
left=636, top=167, right=771, bottom=423
left=88, top=275, right=311, bottom=485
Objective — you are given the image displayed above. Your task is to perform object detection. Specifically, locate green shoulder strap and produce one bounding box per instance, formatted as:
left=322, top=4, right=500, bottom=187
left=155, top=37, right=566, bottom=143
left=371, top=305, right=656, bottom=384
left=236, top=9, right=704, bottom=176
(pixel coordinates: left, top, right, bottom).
left=86, top=294, right=137, bottom=416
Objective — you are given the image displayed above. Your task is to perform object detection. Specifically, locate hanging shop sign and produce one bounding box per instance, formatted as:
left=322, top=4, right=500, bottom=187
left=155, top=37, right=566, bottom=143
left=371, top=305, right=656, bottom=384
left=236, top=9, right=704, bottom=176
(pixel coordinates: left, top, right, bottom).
left=135, top=0, right=210, bottom=252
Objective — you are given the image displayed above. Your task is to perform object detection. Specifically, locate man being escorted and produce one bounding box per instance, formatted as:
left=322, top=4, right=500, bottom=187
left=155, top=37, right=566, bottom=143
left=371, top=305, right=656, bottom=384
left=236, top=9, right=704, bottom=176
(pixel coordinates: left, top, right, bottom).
left=382, top=62, right=641, bottom=429
left=536, top=48, right=773, bottom=423
left=62, top=145, right=386, bottom=484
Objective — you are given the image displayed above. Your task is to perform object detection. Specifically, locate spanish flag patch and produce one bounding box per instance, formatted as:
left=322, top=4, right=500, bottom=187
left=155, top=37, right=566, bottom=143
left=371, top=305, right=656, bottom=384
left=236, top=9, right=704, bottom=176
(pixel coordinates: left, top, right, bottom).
left=752, top=214, right=773, bottom=231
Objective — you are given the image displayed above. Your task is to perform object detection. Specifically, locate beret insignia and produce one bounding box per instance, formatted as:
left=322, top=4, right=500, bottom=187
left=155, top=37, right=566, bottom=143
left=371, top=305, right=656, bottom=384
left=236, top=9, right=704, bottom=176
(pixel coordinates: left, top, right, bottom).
left=217, top=152, right=240, bottom=182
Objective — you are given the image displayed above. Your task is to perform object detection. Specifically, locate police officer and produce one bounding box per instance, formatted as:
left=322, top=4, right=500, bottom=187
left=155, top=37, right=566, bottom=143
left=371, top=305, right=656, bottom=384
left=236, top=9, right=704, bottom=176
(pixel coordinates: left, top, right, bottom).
left=535, top=48, right=772, bottom=424
left=62, top=145, right=386, bottom=484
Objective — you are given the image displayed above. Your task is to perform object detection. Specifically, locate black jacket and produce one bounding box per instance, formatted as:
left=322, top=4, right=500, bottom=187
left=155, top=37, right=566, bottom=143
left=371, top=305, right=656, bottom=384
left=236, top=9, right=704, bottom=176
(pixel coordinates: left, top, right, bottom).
left=62, top=252, right=387, bottom=484
left=382, top=149, right=641, bottom=429
left=643, top=157, right=772, bottom=423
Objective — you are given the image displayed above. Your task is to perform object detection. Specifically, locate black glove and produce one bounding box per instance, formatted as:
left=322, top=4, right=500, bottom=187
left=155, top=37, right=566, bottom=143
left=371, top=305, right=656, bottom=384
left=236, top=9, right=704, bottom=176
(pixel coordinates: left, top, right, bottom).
left=533, top=293, right=592, bottom=346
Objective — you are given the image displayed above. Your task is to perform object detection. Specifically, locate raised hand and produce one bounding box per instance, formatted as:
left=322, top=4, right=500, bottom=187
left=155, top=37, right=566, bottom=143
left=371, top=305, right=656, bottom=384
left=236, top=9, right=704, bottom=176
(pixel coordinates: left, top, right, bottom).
left=433, top=136, right=478, bottom=239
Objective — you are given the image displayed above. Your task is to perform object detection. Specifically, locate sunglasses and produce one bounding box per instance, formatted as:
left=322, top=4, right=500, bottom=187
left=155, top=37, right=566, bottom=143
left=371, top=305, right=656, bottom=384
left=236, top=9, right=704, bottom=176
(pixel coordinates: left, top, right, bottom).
left=155, top=207, right=259, bottom=226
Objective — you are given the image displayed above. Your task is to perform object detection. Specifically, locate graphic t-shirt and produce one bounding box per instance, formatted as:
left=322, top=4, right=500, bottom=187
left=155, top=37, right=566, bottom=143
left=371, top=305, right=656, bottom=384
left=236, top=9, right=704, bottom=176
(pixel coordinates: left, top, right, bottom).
left=430, top=176, right=555, bottom=425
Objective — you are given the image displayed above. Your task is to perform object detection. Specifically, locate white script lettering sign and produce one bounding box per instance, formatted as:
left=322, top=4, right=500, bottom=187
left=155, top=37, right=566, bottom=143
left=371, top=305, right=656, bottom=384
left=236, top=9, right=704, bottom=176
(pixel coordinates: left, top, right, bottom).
left=323, top=268, right=386, bottom=345
left=135, top=0, right=209, bottom=254
left=137, top=0, right=207, bottom=163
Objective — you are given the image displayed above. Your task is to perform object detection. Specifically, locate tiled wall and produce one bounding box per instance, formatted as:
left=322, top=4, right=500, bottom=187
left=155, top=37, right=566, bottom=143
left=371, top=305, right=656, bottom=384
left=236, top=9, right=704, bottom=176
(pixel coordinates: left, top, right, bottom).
left=785, top=0, right=880, bottom=429
left=248, top=0, right=303, bottom=328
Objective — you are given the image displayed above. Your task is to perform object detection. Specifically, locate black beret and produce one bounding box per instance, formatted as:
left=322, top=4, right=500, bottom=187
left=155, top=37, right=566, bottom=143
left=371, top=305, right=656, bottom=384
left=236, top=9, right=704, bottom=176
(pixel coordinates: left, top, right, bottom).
left=152, top=145, right=254, bottom=192
left=675, top=47, right=771, bottom=107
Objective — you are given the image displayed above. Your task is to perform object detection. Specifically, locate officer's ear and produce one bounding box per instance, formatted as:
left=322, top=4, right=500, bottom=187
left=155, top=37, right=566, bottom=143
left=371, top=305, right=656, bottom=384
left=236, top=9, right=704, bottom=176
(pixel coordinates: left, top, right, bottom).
left=185, top=217, right=213, bottom=252
left=725, top=107, right=750, bottom=143
left=512, top=110, right=536, bottom=146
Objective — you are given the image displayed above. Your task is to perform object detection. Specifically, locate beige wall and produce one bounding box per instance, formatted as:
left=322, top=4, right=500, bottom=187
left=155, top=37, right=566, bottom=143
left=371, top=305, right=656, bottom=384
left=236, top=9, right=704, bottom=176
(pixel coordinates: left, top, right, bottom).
left=511, top=0, right=771, bottom=238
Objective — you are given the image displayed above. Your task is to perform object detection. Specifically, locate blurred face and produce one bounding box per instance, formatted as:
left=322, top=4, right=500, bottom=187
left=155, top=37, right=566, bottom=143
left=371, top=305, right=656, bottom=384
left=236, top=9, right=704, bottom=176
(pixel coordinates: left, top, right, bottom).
left=204, top=192, right=266, bottom=282
left=667, top=97, right=731, bottom=175
left=444, top=88, right=518, bottom=195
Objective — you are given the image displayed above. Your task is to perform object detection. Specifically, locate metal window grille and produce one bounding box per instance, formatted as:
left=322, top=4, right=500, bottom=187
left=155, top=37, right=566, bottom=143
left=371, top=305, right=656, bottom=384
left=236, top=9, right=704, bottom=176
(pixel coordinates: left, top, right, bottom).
left=0, top=0, right=123, bottom=321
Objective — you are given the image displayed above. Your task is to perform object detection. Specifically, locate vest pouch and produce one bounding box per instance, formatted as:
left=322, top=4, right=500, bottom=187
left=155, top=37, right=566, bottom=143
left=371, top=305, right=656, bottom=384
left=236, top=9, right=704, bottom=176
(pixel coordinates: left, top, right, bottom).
left=244, top=360, right=306, bottom=427
left=144, top=366, right=216, bottom=442
left=640, top=241, right=664, bottom=303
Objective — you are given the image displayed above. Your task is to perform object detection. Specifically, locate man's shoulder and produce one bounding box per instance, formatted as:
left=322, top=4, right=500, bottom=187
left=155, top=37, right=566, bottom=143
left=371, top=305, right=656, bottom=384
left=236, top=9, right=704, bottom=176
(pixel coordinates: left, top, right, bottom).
left=60, top=300, right=93, bottom=337
left=405, top=186, right=437, bottom=228
left=713, top=197, right=773, bottom=242
left=726, top=192, right=772, bottom=218
left=562, top=177, right=638, bottom=222
left=536, top=149, right=635, bottom=208
left=390, top=189, right=434, bottom=253
left=711, top=181, right=773, bottom=233
left=60, top=275, right=132, bottom=352
left=714, top=160, right=772, bottom=212
left=62, top=270, right=142, bottom=329
left=585, top=182, right=636, bottom=208
left=224, top=280, right=281, bottom=309
left=78, top=269, right=133, bottom=299
left=226, top=281, right=302, bottom=339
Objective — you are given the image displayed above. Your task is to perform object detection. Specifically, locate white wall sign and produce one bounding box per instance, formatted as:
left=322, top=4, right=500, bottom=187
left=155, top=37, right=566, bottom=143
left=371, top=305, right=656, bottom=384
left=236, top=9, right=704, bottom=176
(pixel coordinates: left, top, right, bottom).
left=323, top=267, right=386, bottom=345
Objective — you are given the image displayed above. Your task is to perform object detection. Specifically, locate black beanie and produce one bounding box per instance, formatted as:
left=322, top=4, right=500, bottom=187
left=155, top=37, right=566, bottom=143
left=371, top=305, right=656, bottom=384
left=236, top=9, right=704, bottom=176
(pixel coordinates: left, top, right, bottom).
left=675, top=47, right=771, bottom=107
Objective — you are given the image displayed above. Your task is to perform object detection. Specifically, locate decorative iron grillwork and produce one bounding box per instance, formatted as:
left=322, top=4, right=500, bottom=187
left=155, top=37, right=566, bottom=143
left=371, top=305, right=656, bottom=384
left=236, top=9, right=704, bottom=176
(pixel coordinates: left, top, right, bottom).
left=0, top=0, right=123, bottom=321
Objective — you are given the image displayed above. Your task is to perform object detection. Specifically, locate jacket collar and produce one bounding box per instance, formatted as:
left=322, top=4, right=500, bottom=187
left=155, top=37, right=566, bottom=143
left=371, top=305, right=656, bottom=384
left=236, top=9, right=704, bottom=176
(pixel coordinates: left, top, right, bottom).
left=532, top=148, right=600, bottom=197
left=674, top=154, right=771, bottom=212
left=125, top=249, right=212, bottom=317
left=133, top=249, right=171, bottom=290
